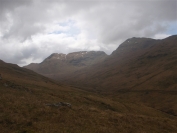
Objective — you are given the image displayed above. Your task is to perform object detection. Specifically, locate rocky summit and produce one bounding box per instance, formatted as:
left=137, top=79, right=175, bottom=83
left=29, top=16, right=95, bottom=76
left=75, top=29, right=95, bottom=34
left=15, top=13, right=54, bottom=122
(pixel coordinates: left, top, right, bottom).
left=44, top=51, right=107, bottom=63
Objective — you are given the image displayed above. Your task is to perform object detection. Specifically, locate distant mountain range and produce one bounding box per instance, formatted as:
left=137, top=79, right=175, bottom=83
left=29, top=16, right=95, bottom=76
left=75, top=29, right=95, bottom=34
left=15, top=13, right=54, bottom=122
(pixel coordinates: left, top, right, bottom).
left=24, top=51, right=107, bottom=79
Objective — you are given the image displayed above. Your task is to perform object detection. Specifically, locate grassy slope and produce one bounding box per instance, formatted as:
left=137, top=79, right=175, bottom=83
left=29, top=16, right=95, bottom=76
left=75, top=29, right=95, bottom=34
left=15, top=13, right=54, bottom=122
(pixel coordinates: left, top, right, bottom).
left=0, top=61, right=177, bottom=133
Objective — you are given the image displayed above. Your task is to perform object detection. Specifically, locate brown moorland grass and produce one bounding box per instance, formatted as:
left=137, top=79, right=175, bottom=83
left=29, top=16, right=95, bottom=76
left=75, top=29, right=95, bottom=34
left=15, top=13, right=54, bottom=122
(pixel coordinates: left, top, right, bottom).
left=0, top=61, right=177, bottom=133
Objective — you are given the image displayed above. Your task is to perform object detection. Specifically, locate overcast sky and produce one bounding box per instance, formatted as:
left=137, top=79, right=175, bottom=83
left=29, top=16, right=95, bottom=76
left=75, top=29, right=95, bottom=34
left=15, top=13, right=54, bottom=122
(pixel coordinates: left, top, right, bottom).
left=0, top=0, right=176, bottom=66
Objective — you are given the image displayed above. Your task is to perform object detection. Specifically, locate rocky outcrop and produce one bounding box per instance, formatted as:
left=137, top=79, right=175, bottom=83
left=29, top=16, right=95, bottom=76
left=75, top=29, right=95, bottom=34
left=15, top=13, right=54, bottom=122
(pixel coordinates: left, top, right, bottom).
left=44, top=51, right=107, bottom=62
left=46, top=102, right=71, bottom=108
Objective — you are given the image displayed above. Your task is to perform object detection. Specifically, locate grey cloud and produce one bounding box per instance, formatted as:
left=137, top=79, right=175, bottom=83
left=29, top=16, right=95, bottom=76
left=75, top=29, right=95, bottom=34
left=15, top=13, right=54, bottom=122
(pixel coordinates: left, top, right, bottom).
left=0, top=0, right=51, bottom=41
left=0, top=42, right=37, bottom=65
left=0, top=0, right=96, bottom=41
left=77, top=1, right=177, bottom=44
left=0, top=0, right=32, bottom=20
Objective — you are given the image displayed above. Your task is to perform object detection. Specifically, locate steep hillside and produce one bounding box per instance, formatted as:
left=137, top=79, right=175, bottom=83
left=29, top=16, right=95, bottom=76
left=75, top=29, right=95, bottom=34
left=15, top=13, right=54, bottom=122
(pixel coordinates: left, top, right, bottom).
left=24, top=51, right=107, bottom=79
left=60, top=35, right=177, bottom=116
left=2, top=60, right=177, bottom=132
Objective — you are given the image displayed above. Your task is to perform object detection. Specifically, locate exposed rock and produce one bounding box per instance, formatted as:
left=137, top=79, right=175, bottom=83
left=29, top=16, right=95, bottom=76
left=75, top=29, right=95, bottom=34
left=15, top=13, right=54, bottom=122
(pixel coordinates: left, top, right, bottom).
left=46, top=102, right=71, bottom=108
left=0, top=74, right=2, bottom=80
left=3, top=81, right=31, bottom=92
left=44, top=51, right=107, bottom=62
left=4, top=83, right=8, bottom=87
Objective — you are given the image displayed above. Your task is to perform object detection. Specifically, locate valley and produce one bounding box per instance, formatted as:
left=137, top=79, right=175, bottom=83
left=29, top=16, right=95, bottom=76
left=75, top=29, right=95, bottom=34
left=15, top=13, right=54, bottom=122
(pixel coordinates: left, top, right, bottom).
left=1, top=35, right=177, bottom=132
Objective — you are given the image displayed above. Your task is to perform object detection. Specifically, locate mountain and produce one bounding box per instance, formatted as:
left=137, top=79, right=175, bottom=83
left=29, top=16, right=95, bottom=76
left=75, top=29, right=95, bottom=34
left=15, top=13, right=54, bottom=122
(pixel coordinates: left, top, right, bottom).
left=59, top=35, right=177, bottom=116
left=24, top=51, right=107, bottom=79
left=62, top=35, right=177, bottom=90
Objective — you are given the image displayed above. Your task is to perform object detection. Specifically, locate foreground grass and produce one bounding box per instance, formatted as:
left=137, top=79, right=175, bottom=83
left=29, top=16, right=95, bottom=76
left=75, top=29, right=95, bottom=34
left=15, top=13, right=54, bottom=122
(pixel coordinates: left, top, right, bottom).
left=0, top=62, right=176, bottom=133
left=0, top=76, right=177, bottom=133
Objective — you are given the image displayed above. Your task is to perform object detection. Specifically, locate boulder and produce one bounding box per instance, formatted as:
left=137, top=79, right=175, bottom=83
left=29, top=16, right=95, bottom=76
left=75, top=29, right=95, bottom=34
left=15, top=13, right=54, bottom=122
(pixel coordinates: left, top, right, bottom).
left=46, top=102, right=71, bottom=108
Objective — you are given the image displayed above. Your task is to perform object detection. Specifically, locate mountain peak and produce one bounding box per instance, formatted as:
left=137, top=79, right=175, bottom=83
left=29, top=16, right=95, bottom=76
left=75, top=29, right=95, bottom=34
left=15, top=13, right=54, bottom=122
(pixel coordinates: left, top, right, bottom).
left=112, top=37, right=157, bottom=56
left=121, top=37, right=155, bottom=47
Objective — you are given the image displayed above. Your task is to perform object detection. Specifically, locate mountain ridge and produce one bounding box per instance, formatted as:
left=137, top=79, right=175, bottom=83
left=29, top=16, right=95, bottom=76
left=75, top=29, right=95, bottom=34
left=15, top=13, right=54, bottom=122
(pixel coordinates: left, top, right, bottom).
left=24, top=50, right=107, bottom=79
left=44, top=51, right=106, bottom=61
left=62, top=35, right=177, bottom=90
